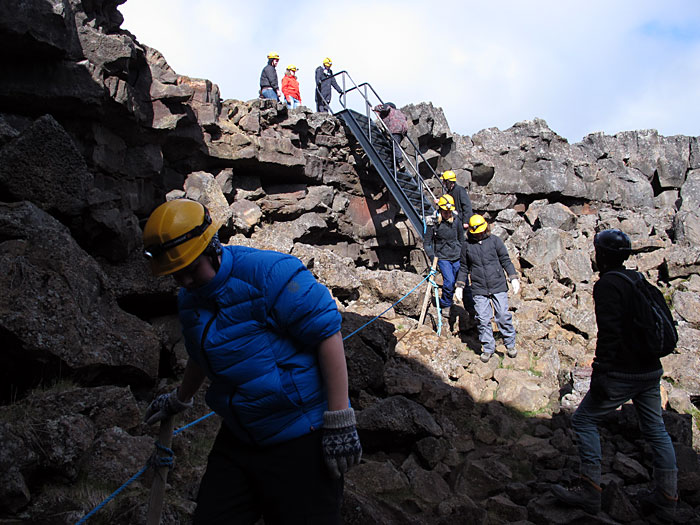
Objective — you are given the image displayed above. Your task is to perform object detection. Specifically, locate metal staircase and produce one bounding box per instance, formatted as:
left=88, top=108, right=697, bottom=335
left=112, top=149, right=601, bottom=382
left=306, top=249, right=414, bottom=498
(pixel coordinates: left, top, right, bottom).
left=315, top=72, right=445, bottom=235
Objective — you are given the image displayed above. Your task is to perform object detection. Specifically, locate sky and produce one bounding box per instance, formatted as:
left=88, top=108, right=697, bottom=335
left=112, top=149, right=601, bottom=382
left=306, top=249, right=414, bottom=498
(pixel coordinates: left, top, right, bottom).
left=119, top=0, right=700, bottom=143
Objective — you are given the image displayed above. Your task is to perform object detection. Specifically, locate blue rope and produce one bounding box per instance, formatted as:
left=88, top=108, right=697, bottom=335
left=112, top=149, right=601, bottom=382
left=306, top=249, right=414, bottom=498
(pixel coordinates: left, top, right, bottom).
left=174, top=411, right=216, bottom=436
left=341, top=270, right=435, bottom=341
left=75, top=464, right=149, bottom=525
left=149, top=441, right=174, bottom=469
left=75, top=267, right=435, bottom=524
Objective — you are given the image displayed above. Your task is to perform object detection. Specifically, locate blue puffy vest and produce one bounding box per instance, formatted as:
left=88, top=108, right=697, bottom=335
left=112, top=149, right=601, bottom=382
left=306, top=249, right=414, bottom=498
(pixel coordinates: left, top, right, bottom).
left=178, top=246, right=342, bottom=446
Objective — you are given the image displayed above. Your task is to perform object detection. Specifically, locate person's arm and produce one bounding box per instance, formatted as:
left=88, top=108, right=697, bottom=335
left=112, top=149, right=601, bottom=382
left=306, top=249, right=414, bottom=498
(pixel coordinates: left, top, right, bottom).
left=331, top=73, right=342, bottom=93
left=495, top=237, right=517, bottom=278
left=177, top=357, right=207, bottom=401
left=317, top=331, right=349, bottom=410
left=460, top=186, right=473, bottom=224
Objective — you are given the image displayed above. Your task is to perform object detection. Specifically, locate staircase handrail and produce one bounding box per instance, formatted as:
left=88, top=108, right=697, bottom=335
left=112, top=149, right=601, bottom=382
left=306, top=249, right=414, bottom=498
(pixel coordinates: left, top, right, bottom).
left=316, top=70, right=446, bottom=216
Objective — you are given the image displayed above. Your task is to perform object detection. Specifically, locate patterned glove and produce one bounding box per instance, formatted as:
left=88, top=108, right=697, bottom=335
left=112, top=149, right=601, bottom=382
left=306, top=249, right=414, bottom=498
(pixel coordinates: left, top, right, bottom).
left=322, top=408, right=362, bottom=479
left=144, top=388, right=193, bottom=425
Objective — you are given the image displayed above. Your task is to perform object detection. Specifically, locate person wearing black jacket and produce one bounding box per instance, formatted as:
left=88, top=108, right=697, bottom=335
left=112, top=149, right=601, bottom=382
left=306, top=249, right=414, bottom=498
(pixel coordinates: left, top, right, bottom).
left=552, top=229, right=677, bottom=521
left=439, top=170, right=472, bottom=230
left=315, top=57, right=342, bottom=113
left=260, top=52, right=282, bottom=101
left=423, top=195, right=464, bottom=318
left=454, top=214, right=519, bottom=362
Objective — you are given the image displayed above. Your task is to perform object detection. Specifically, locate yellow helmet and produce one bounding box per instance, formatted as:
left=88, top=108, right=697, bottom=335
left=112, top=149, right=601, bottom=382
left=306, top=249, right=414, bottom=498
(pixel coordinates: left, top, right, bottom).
left=437, top=194, right=455, bottom=211
left=142, top=200, right=220, bottom=276
left=286, top=64, right=298, bottom=72
left=468, top=214, right=488, bottom=234
left=267, top=52, right=280, bottom=60
left=323, top=57, right=332, bottom=67
left=440, top=170, right=457, bottom=182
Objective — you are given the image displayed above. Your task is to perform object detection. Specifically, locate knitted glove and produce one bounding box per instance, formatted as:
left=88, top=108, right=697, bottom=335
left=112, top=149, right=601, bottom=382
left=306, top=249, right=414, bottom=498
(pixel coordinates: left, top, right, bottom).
left=510, top=278, right=520, bottom=294
left=454, top=287, right=464, bottom=304
left=322, top=408, right=362, bottom=479
left=144, top=388, right=193, bottom=425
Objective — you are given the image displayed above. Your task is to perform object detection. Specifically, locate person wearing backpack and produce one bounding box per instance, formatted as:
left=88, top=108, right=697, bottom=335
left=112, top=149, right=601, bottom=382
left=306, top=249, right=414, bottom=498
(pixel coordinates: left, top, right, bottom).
left=552, top=229, right=678, bottom=521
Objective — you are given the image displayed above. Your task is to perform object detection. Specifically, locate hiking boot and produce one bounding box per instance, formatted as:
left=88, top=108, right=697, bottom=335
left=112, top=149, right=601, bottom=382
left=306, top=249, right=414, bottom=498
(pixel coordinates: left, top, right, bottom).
left=480, top=352, right=493, bottom=363
left=638, top=488, right=677, bottom=523
left=506, top=346, right=517, bottom=358
left=551, top=476, right=602, bottom=514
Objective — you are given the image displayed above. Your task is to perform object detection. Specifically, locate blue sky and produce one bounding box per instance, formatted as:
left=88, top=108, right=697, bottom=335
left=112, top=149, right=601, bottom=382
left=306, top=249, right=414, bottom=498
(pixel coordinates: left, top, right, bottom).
left=119, top=0, right=700, bottom=143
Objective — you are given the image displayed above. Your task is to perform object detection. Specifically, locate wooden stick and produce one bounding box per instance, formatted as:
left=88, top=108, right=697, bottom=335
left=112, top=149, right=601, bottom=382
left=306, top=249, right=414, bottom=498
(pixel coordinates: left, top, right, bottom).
left=418, top=257, right=438, bottom=326
left=146, top=416, right=175, bottom=525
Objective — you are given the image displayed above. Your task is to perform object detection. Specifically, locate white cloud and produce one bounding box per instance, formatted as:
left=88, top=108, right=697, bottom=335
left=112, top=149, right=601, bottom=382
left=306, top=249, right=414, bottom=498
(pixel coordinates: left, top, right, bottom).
left=119, top=0, right=700, bottom=142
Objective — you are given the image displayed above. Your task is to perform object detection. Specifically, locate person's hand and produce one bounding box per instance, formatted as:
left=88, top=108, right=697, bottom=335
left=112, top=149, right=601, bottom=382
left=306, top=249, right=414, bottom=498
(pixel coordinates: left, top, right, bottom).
left=511, top=278, right=520, bottom=295
left=322, top=408, right=362, bottom=479
left=589, top=372, right=610, bottom=401
left=144, top=388, right=193, bottom=425
left=454, top=287, right=464, bottom=304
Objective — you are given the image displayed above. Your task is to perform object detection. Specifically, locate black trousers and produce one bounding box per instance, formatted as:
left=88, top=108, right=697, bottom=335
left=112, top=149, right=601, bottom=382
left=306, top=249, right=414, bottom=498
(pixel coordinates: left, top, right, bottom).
left=193, top=424, right=343, bottom=524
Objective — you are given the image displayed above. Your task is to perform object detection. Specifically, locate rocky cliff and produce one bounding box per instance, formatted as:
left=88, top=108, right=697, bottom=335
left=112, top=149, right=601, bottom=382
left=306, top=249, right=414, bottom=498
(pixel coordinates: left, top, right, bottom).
left=1, top=1, right=699, bottom=524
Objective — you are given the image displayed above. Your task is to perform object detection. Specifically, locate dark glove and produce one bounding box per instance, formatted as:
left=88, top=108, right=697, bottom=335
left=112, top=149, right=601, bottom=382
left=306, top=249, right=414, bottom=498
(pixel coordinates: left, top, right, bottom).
left=589, top=372, right=610, bottom=401
left=322, top=408, right=362, bottom=479
left=144, top=387, right=193, bottom=425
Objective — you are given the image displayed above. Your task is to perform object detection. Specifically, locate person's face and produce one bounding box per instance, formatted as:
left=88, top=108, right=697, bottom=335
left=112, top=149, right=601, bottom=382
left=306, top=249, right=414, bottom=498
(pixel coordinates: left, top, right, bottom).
left=272, top=59, right=279, bottom=67
left=439, top=208, right=452, bottom=220
left=172, top=254, right=217, bottom=290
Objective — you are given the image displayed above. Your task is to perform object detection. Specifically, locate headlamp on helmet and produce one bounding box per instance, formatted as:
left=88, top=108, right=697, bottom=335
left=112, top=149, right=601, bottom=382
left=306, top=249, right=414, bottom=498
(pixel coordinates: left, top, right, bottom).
left=468, top=214, right=488, bottom=234
left=437, top=194, right=455, bottom=211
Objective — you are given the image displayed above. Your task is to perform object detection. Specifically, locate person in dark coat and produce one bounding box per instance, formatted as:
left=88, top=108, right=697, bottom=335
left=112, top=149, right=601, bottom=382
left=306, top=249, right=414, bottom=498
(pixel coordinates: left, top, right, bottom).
left=423, top=194, right=464, bottom=318
left=440, top=170, right=472, bottom=230
left=455, top=214, right=519, bottom=362
left=315, top=57, right=342, bottom=113
left=260, top=52, right=282, bottom=101
left=373, top=102, right=408, bottom=169
left=552, top=229, right=677, bottom=521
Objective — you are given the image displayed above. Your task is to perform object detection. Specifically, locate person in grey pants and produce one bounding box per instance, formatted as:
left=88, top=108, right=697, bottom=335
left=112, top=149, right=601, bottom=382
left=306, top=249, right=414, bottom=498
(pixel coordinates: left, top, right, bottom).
left=454, top=214, right=520, bottom=362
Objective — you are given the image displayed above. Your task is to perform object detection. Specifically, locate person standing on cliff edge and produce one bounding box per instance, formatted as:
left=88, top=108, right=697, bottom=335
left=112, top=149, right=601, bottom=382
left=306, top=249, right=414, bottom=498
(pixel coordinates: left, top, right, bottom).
left=142, top=199, right=361, bottom=524
left=260, top=52, right=283, bottom=101
left=315, top=57, right=342, bottom=113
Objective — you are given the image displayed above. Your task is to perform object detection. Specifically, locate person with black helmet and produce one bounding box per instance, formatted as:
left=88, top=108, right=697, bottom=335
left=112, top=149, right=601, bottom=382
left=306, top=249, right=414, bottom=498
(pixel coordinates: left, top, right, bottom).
left=439, top=170, right=472, bottom=230
left=142, top=199, right=361, bottom=524
left=454, top=214, right=519, bottom=362
left=423, top=194, right=464, bottom=322
left=260, top=52, right=283, bottom=101
left=552, top=229, right=677, bottom=521
left=315, top=57, right=342, bottom=113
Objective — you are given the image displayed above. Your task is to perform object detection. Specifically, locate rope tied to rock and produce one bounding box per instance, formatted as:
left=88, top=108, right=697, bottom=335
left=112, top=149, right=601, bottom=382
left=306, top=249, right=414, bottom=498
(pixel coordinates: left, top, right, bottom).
left=75, top=267, right=434, bottom=524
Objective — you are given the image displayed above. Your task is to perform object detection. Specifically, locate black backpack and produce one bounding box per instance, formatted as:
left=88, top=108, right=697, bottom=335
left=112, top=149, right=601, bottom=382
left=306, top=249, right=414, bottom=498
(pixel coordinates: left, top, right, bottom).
left=607, top=270, right=678, bottom=357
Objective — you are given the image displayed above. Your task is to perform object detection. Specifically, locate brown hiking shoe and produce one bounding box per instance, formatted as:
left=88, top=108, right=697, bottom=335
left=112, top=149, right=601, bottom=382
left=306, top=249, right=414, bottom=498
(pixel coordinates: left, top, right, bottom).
left=552, top=476, right=602, bottom=514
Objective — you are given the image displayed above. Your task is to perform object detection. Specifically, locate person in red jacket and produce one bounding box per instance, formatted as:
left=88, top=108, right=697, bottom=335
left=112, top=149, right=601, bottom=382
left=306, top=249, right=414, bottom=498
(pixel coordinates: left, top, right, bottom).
left=281, top=65, right=301, bottom=109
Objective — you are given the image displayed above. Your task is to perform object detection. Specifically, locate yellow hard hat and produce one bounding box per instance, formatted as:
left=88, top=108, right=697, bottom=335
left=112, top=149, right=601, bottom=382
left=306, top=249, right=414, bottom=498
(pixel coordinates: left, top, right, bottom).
left=323, top=57, right=332, bottom=67
left=440, top=170, right=456, bottom=182
left=286, top=64, right=298, bottom=71
left=437, top=194, right=455, bottom=211
left=267, top=52, right=280, bottom=60
left=468, top=214, right=488, bottom=234
left=143, top=200, right=220, bottom=276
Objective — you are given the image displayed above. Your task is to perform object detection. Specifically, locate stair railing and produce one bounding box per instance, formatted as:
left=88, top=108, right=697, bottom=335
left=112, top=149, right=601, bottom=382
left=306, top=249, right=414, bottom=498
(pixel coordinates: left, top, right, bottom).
left=316, top=70, right=447, bottom=229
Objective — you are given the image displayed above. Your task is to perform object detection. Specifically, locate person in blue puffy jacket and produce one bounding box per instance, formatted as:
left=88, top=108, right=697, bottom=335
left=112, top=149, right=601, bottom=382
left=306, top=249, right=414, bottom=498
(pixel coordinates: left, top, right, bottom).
left=142, top=199, right=361, bottom=524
